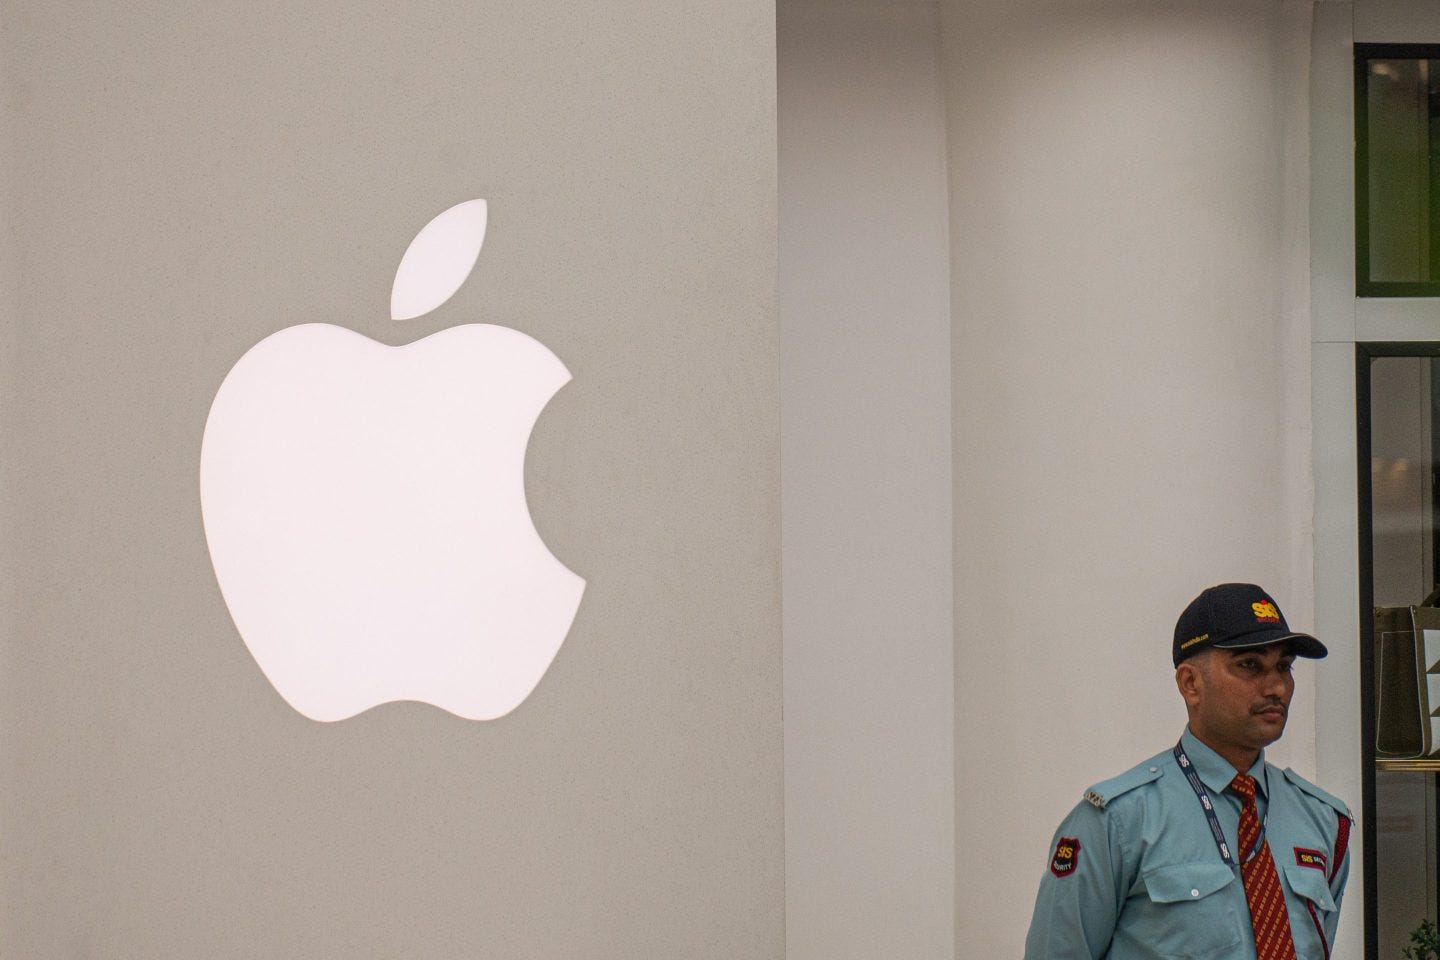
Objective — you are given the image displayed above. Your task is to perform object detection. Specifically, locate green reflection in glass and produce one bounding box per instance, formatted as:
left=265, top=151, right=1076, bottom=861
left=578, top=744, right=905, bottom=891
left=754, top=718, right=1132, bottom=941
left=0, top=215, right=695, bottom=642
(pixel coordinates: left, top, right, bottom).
left=1356, top=46, right=1440, bottom=295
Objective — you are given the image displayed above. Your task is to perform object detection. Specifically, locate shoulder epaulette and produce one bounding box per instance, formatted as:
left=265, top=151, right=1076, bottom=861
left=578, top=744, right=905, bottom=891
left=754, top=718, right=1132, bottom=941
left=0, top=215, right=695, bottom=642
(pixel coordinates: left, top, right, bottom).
left=1281, top=767, right=1352, bottom=819
left=1083, top=758, right=1165, bottom=809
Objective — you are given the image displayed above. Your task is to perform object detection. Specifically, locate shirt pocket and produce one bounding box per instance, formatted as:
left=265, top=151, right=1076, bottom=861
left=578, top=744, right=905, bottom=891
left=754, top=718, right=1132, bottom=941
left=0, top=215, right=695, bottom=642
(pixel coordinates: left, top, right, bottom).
left=1140, top=861, right=1243, bottom=960
left=1284, top=862, right=1337, bottom=912
left=1284, top=863, right=1337, bottom=960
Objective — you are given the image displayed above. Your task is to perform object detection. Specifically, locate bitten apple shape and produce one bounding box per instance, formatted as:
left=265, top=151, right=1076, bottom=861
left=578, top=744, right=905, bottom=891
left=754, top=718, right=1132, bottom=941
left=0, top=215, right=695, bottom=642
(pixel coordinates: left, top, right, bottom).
left=199, top=202, right=584, bottom=721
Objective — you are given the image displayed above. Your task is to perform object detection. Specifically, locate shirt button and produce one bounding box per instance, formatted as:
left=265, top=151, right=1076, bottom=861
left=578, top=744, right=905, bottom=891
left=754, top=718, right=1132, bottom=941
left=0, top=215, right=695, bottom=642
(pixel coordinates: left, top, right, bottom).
left=1149, top=767, right=1158, bottom=773
left=1190, top=889, right=1200, bottom=898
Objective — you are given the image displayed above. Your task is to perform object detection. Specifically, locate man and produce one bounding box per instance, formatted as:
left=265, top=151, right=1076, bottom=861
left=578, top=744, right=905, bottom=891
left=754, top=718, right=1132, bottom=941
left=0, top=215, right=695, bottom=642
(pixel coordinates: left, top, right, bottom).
left=1023, top=583, right=1351, bottom=960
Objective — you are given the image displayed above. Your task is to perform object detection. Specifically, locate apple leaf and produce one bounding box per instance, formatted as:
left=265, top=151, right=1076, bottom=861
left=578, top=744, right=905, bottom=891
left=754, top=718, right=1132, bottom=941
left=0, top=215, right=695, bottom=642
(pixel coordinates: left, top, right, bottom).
left=390, top=199, right=489, bottom=320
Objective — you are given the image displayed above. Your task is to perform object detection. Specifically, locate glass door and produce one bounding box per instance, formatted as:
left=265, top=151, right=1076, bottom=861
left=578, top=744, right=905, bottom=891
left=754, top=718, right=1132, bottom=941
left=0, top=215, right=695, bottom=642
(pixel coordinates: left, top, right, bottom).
left=1358, top=346, right=1440, bottom=960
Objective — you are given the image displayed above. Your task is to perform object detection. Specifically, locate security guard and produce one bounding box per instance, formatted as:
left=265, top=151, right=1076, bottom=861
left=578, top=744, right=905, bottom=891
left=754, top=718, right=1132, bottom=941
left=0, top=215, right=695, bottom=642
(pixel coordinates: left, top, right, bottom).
left=1023, top=583, right=1351, bottom=960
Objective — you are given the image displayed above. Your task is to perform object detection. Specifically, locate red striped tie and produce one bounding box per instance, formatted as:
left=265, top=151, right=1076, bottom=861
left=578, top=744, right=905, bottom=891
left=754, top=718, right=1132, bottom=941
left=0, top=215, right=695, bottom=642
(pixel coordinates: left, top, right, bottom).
left=1230, top=774, right=1297, bottom=960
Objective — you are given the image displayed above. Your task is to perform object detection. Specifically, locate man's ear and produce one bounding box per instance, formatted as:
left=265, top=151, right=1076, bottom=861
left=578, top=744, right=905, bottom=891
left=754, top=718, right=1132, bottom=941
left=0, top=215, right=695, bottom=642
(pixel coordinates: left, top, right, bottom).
left=1175, top=657, right=1204, bottom=711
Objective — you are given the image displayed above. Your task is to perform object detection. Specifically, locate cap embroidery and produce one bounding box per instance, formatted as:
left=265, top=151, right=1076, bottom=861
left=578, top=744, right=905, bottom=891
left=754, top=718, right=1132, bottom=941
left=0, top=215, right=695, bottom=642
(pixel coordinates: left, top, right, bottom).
left=1180, top=633, right=1209, bottom=650
left=1252, top=600, right=1280, bottom=624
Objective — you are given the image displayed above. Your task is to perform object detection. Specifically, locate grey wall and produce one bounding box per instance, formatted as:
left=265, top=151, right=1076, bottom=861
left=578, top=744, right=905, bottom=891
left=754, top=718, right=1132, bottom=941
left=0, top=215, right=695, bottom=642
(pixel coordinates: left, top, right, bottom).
left=942, top=0, right=1318, bottom=953
left=0, top=2, right=781, bottom=957
left=778, top=3, right=954, bottom=959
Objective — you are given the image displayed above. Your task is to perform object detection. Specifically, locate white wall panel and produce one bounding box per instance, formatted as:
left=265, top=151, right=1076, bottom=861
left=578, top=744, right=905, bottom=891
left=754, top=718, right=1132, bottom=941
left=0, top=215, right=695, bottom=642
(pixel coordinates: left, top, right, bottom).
left=0, top=2, right=781, bottom=956
left=779, top=3, right=955, bottom=958
left=940, top=1, right=1317, bottom=952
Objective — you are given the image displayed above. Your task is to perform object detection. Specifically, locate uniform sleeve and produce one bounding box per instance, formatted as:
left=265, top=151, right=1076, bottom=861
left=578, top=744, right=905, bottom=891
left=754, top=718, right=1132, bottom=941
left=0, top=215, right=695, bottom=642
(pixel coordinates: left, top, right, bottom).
left=1324, top=815, right=1352, bottom=946
left=1022, top=800, right=1133, bottom=960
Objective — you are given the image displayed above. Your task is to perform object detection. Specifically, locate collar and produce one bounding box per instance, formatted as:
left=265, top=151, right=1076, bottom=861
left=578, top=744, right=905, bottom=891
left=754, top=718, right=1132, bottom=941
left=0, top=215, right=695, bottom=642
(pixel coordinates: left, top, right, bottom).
left=1180, top=728, right=1268, bottom=799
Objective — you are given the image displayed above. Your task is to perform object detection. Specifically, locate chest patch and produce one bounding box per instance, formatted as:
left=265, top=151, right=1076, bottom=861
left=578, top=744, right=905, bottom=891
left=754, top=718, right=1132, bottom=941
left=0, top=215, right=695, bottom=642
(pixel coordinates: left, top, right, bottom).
left=1294, top=847, right=1327, bottom=872
left=1050, top=837, right=1081, bottom=878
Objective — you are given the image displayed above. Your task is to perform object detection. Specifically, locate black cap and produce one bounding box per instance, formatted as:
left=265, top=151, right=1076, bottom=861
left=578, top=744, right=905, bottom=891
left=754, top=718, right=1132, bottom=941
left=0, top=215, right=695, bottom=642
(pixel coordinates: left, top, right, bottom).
left=1173, top=583, right=1327, bottom=667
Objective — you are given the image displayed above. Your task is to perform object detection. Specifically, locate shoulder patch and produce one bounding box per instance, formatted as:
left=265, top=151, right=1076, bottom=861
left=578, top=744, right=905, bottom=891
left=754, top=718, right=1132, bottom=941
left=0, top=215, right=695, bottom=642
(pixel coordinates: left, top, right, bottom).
left=1050, top=836, right=1081, bottom=877
left=1282, top=767, right=1352, bottom=819
left=1084, top=759, right=1165, bottom=809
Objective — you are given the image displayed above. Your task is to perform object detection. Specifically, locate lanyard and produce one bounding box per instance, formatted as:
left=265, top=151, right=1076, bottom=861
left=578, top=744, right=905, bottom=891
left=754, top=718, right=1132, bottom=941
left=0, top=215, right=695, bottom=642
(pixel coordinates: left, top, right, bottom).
left=1172, top=741, right=1267, bottom=869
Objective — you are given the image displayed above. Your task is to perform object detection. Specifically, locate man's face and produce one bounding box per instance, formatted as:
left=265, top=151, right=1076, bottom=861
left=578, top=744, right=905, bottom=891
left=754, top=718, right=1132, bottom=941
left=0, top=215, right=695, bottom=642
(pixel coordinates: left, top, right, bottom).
left=1180, top=644, right=1296, bottom=759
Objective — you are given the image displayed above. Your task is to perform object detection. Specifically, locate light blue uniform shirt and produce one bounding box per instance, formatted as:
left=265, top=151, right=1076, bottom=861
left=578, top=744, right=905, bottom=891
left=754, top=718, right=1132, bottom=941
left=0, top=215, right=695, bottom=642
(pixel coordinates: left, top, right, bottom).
left=1023, top=730, right=1351, bottom=960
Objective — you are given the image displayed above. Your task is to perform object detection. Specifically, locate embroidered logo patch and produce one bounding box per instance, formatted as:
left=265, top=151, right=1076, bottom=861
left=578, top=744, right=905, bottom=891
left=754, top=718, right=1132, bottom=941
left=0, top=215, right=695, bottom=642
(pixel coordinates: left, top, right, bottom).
left=1051, top=837, right=1081, bottom=878
left=1252, top=600, right=1280, bottom=623
left=1294, top=847, right=1327, bottom=872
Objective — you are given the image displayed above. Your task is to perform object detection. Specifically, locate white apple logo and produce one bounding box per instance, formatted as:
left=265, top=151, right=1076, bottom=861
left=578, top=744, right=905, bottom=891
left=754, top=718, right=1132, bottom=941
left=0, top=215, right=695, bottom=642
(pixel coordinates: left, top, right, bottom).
left=200, top=200, right=585, bottom=722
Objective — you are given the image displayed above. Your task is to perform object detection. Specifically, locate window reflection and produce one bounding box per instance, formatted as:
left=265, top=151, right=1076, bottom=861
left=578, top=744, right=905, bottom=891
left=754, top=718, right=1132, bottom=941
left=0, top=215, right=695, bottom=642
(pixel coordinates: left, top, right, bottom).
left=1357, top=47, right=1440, bottom=293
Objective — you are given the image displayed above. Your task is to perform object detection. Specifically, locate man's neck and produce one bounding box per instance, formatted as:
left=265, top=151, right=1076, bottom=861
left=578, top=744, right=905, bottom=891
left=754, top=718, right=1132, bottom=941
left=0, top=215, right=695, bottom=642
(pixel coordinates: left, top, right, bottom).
left=1187, top=725, right=1260, bottom=775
